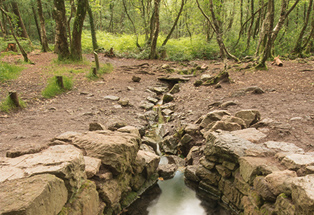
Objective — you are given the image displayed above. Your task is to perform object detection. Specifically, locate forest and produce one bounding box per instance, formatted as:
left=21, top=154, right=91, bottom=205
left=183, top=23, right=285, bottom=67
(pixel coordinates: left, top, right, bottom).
left=0, top=0, right=313, bottom=68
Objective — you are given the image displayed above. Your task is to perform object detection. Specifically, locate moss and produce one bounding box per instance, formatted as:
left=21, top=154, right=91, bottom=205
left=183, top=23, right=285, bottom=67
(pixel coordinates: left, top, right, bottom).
left=120, top=191, right=138, bottom=208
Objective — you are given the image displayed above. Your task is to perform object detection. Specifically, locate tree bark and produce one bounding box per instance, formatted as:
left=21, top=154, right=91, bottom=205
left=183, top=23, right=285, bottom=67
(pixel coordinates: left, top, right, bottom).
left=37, top=0, right=50, bottom=52
left=70, top=0, right=88, bottom=61
left=67, top=0, right=76, bottom=46
left=11, top=2, right=29, bottom=39
left=256, top=0, right=275, bottom=69
left=32, top=5, right=42, bottom=45
left=149, top=0, right=160, bottom=59
left=292, top=0, right=313, bottom=55
left=53, top=0, right=70, bottom=60
left=87, top=0, right=98, bottom=51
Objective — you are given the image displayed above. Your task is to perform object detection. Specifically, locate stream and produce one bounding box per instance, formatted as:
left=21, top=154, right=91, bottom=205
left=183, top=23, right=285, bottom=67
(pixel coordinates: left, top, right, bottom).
left=125, top=156, right=232, bottom=215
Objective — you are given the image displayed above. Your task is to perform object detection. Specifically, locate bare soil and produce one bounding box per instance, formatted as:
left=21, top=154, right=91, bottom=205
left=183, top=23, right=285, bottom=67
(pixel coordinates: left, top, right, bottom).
left=0, top=52, right=313, bottom=157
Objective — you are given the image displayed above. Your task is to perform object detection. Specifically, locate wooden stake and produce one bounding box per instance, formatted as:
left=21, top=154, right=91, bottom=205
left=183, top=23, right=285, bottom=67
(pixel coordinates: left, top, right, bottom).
left=93, top=51, right=100, bottom=70
left=56, top=76, right=64, bottom=89
left=92, top=67, right=97, bottom=76
left=9, top=91, right=20, bottom=107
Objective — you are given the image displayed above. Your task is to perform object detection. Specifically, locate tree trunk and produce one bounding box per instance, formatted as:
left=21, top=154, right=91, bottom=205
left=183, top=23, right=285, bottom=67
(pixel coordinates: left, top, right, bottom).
left=32, top=5, right=42, bottom=45
left=37, top=0, right=50, bottom=52
left=0, top=7, right=29, bottom=63
left=11, top=2, right=29, bottom=39
left=149, top=0, right=160, bottom=59
left=0, top=19, right=5, bottom=37
left=292, top=0, right=313, bottom=55
left=162, top=0, right=185, bottom=47
left=53, top=0, right=70, bottom=60
left=256, top=0, right=275, bottom=69
left=87, top=1, right=98, bottom=51
left=67, top=0, right=76, bottom=46
left=70, top=0, right=88, bottom=61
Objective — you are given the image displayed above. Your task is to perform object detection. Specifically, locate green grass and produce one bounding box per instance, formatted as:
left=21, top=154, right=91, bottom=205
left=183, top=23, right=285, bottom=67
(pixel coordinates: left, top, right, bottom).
left=0, top=62, right=24, bottom=82
left=0, top=95, right=26, bottom=113
left=42, top=76, right=73, bottom=98
left=86, top=63, right=113, bottom=80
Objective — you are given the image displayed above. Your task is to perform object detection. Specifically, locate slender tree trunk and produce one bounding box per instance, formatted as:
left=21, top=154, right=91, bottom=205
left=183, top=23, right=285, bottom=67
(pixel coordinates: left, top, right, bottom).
left=122, top=0, right=141, bottom=49
left=67, top=0, right=76, bottom=46
left=162, top=0, right=185, bottom=47
left=53, top=0, right=70, bottom=60
left=256, top=0, right=275, bottom=69
left=0, top=18, right=5, bottom=37
left=149, top=0, right=160, bottom=59
left=292, top=0, right=313, bottom=55
left=32, top=5, right=42, bottom=45
left=87, top=0, right=98, bottom=51
left=0, top=7, right=29, bottom=62
left=37, top=0, right=50, bottom=52
left=11, top=2, right=29, bottom=39
left=70, top=0, right=88, bottom=61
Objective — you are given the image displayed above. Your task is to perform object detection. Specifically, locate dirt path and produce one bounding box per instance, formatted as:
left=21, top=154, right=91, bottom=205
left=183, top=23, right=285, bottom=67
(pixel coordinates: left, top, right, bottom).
left=0, top=52, right=313, bottom=157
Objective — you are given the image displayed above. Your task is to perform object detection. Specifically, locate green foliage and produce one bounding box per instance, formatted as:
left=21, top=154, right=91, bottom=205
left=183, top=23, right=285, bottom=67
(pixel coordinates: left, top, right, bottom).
left=42, top=76, right=73, bottom=98
left=0, top=61, right=24, bottom=82
left=0, top=95, right=26, bottom=113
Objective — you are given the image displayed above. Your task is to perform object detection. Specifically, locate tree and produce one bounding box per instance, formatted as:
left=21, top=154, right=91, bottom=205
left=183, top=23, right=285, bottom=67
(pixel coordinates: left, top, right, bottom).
left=36, top=0, right=50, bottom=52
left=196, top=0, right=239, bottom=61
left=149, top=0, right=161, bottom=59
left=53, top=0, right=70, bottom=60
left=70, top=0, right=88, bottom=61
left=11, top=1, right=29, bottom=39
left=0, top=7, right=29, bottom=62
left=293, top=0, right=313, bottom=56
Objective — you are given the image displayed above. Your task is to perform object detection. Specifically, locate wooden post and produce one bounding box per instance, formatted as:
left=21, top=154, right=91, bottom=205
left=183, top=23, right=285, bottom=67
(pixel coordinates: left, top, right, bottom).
left=9, top=91, right=20, bottom=107
left=92, top=67, right=97, bottom=76
left=272, top=56, right=283, bottom=67
left=56, top=76, right=64, bottom=89
left=93, top=51, right=100, bottom=70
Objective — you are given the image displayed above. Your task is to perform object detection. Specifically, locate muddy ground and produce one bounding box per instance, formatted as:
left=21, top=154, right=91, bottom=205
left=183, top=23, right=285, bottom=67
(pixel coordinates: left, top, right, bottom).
left=0, top=52, right=313, bottom=157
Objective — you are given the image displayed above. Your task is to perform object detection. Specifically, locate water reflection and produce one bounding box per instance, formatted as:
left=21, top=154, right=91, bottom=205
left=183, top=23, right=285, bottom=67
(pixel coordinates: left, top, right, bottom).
left=125, top=169, right=232, bottom=215
left=147, top=170, right=206, bottom=215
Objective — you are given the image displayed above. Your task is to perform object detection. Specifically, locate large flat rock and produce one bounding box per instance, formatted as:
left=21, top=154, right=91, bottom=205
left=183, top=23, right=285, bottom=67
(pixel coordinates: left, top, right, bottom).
left=71, top=130, right=141, bottom=175
left=0, top=144, right=86, bottom=196
left=0, top=174, right=67, bottom=215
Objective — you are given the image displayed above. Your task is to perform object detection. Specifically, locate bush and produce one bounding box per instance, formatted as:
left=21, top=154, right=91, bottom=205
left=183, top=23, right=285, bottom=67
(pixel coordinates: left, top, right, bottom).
left=42, top=76, right=73, bottom=98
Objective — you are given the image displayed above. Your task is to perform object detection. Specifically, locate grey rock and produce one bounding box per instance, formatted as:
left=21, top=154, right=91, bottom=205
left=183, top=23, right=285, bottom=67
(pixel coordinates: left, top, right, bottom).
left=235, top=109, right=261, bottom=127
left=291, top=175, right=314, bottom=214
left=200, top=110, right=231, bottom=128
left=158, top=164, right=177, bottom=179
left=231, top=128, right=267, bottom=143
left=140, top=101, right=155, bottom=110
left=146, top=96, right=159, bottom=104
left=264, top=141, right=304, bottom=154
left=281, top=153, right=314, bottom=170
left=162, top=93, right=174, bottom=104
left=265, top=170, right=297, bottom=196
left=118, top=99, right=129, bottom=106
left=104, top=95, right=120, bottom=101
left=169, top=83, right=180, bottom=94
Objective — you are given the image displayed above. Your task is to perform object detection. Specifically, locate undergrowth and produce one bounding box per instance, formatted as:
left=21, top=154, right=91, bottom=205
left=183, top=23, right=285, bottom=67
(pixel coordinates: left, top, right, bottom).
left=42, top=76, right=73, bottom=98
left=0, top=61, right=24, bottom=82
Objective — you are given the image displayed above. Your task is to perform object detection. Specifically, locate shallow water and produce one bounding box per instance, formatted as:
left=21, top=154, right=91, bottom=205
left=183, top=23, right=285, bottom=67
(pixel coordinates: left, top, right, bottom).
left=147, top=170, right=207, bottom=215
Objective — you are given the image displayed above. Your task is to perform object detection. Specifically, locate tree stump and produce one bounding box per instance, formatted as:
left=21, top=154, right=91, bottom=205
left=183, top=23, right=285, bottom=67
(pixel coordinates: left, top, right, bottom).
left=56, top=76, right=64, bottom=89
left=9, top=91, right=20, bottom=107
left=6, top=43, right=17, bottom=52
left=272, top=56, right=283, bottom=67
left=92, top=67, right=97, bottom=76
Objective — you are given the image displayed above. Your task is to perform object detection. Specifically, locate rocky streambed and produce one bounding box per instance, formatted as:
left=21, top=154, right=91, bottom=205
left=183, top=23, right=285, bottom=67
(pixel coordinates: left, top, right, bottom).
left=1, top=72, right=314, bottom=215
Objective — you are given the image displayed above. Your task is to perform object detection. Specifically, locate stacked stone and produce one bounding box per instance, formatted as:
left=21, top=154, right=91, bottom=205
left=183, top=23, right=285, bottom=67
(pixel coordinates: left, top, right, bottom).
left=184, top=110, right=314, bottom=214
left=0, top=126, right=160, bottom=215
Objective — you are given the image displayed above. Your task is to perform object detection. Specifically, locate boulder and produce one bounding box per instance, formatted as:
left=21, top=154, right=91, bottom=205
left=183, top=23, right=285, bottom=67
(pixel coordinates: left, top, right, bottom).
left=0, top=174, right=67, bottom=215
left=160, top=135, right=179, bottom=155
left=265, top=170, right=297, bottom=196
left=84, top=156, right=102, bottom=178
left=239, top=157, right=281, bottom=185
left=209, top=121, right=242, bottom=132
left=136, top=150, right=160, bottom=178
left=235, top=110, right=261, bottom=127
left=158, top=164, right=177, bottom=179
left=231, top=128, right=267, bottom=143
left=291, top=175, right=314, bottom=214
left=199, top=110, right=231, bottom=128
left=0, top=145, right=86, bottom=197
left=264, top=141, right=304, bottom=154
left=62, top=180, right=101, bottom=215
left=204, top=131, right=272, bottom=163
left=71, top=130, right=141, bottom=175
left=281, top=153, right=314, bottom=171
left=184, top=165, right=200, bottom=182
